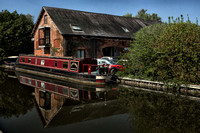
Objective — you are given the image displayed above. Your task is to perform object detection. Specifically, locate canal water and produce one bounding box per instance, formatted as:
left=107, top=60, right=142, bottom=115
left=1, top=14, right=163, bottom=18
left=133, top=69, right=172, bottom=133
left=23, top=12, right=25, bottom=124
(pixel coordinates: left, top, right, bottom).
left=1, top=68, right=200, bottom=133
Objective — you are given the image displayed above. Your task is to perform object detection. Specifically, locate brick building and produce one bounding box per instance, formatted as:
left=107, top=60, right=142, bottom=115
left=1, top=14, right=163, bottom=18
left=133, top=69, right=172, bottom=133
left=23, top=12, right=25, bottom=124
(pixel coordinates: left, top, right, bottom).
left=32, top=6, right=157, bottom=58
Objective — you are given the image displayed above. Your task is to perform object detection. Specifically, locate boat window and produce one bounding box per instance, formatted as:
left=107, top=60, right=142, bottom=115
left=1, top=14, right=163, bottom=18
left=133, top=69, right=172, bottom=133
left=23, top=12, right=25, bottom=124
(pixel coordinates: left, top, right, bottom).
left=28, top=58, right=31, bottom=63
left=70, top=61, right=78, bottom=71
left=36, top=81, right=38, bottom=87
left=55, top=86, right=58, bottom=92
left=41, top=82, right=45, bottom=88
left=21, top=57, right=25, bottom=62
left=63, top=88, right=69, bottom=96
left=70, top=88, right=79, bottom=100
left=41, top=60, right=45, bottom=65
left=28, top=79, right=31, bottom=84
left=35, top=58, right=37, bottom=64
left=22, top=77, right=26, bottom=82
left=55, top=61, right=57, bottom=67
left=63, top=61, right=68, bottom=69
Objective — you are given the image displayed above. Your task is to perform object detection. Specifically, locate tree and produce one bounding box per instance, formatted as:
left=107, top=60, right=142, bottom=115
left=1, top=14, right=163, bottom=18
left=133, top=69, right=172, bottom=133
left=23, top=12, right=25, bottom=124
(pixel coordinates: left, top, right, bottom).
left=135, top=9, right=161, bottom=21
left=154, top=22, right=200, bottom=84
left=123, top=13, right=133, bottom=17
left=119, top=18, right=200, bottom=85
left=119, top=23, right=167, bottom=80
left=0, top=10, right=34, bottom=57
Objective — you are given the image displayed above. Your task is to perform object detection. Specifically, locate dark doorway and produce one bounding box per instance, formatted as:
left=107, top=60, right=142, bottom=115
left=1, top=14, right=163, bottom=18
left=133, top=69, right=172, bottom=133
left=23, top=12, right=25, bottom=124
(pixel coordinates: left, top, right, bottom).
left=102, top=47, right=114, bottom=56
left=102, top=47, right=123, bottom=57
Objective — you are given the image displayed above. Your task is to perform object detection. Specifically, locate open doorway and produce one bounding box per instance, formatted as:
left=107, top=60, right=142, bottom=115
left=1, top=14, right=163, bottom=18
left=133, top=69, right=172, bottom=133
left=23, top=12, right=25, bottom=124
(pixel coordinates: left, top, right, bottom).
left=102, top=47, right=122, bottom=58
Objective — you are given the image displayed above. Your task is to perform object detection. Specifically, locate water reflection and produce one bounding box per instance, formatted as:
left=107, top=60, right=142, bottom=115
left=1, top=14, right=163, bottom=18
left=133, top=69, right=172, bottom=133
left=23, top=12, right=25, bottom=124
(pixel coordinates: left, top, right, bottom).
left=3, top=68, right=200, bottom=133
left=16, top=71, right=124, bottom=128
left=0, top=69, right=34, bottom=118
left=118, top=87, right=200, bottom=133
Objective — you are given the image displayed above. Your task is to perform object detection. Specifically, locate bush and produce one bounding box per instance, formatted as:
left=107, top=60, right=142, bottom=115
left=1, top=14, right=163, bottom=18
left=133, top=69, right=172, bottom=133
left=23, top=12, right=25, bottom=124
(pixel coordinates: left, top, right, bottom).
left=155, top=22, right=200, bottom=84
left=119, top=23, right=167, bottom=79
left=120, top=21, right=200, bottom=84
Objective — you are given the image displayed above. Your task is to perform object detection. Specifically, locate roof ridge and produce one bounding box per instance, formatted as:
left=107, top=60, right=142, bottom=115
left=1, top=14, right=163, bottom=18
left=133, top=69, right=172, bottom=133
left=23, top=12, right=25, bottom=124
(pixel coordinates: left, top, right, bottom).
left=43, top=6, right=141, bottom=20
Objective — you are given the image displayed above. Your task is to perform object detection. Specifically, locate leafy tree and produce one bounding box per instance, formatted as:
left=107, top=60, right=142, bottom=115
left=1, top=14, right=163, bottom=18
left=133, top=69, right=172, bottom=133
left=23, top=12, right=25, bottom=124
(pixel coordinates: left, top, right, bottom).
left=123, top=13, right=133, bottom=17
left=119, top=23, right=167, bottom=80
left=119, top=18, right=200, bottom=85
left=154, top=22, right=200, bottom=84
left=0, top=10, right=34, bottom=57
left=135, top=9, right=161, bottom=21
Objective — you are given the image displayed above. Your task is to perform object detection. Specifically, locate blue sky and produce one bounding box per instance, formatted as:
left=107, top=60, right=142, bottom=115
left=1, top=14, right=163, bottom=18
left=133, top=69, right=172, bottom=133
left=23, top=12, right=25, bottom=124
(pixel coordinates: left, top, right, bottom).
left=0, top=0, right=199, bottom=23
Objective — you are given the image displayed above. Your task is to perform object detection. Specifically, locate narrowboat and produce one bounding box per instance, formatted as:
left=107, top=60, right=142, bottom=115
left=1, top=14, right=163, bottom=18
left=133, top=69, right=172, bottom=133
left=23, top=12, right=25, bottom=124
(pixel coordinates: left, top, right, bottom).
left=15, top=55, right=118, bottom=84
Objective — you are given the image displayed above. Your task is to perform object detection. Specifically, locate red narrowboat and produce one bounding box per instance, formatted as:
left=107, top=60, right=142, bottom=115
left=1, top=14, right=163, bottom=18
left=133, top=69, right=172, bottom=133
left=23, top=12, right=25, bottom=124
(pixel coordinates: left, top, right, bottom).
left=15, top=55, right=117, bottom=84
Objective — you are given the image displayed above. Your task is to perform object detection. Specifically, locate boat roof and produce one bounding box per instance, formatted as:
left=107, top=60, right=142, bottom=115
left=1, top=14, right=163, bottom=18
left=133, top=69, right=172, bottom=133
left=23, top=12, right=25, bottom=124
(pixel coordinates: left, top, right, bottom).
left=7, top=56, right=18, bottom=59
left=19, top=54, right=95, bottom=61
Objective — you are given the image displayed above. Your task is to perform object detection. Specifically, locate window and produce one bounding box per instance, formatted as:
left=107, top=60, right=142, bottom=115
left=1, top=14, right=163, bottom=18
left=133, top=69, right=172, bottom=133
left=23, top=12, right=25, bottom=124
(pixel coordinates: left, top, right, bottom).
left=28, top=79, right=31, bottom=84
left=36, top=81, right=38, bottom=87
left=44, top=15, right=47, bottom=24
left=22, top=77, right=26, bottom=82
left=122, top=27, right=129, bottom=32
left=41, top=60, right=45, bottom=65
left=55, top=86, right=58, bottom=92
left=70, top=88, right=79, bottom=100
left=35, top=58, right=37, bottom=64
left=21, top=58, right=25, bottom=62
left=70, top=61, right=78, bottom=71
left=28, top=58, right=31, bottom=63
left=44, top=47, right=50, bottom=54
left=55, top=61, right=57, bottom=67
left=102, top=61, right=106, bottom=64
left=63, top=62, right=68, bottom=69
left=63, top=88, right=69, bottom=96
left=70, top=24, right=83, bottom=32
left=39, top=27, right=50, bottom=46
left=41, top=82, right=45, bottom=88
left=39, top=91, right=51, bottom=110
left=45, top=28, right=50, bottom=44
left=77, top=49, right=85, bottom=58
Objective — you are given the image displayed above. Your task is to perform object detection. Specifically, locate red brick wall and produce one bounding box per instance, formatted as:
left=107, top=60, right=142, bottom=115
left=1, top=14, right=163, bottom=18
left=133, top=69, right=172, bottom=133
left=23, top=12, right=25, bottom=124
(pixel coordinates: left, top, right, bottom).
left=65, top=36, right=130, bottom=58
left=34, top=11, right=64, bottom=57
left=34, top=10, right=130, bottom=58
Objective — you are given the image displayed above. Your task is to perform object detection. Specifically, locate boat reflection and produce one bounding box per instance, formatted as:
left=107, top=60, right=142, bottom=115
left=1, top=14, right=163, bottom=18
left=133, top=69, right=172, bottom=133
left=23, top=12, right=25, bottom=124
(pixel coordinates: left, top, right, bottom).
left=16, top=72, right=124, bottom=128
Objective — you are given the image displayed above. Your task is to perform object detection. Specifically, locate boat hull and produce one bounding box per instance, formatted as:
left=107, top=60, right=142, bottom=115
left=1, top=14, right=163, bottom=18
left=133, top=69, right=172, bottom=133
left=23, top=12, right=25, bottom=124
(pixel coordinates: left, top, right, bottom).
left=15, top=64, right=107, bottom=84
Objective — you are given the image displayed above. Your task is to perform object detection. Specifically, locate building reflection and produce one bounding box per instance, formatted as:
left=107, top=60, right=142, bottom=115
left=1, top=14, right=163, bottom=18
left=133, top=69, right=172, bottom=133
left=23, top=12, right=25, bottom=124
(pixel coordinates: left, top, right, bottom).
left=16, top=72, right=123, bottom=128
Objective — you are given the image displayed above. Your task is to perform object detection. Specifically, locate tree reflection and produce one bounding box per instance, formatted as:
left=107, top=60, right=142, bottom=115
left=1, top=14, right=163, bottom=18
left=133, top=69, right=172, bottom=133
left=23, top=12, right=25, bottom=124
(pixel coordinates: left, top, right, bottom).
left=0, top=70, right=34, bottom=118
left=118, top=87, right=200, bottom=133
left=0, top=68, right=8, bottom=84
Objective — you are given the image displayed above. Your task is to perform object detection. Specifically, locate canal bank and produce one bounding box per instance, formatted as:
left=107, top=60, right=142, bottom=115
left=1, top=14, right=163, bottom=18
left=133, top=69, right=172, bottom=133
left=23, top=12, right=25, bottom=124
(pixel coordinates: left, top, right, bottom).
left=117, top=77, right=200, bottom=97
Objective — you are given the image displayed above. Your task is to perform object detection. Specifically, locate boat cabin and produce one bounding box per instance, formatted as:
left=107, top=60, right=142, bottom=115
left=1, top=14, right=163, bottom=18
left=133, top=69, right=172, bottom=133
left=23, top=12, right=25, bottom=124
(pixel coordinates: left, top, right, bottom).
left=18, top=55, right=98, bottom=74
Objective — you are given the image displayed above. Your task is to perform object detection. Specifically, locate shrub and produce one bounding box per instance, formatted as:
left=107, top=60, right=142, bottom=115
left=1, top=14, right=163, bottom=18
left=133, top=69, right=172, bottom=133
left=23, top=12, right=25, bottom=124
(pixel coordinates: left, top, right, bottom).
left=119, top=23, right=167, bottom=79
left=155, top=22, right=200, bottom=84
left=120, top=21, right=200, bottom=84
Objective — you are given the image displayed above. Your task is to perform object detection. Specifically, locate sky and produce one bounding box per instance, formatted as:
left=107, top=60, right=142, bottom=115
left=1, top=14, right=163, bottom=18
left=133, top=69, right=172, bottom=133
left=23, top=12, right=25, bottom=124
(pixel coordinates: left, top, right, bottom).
left=0, top=0, right=199, bottom=23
